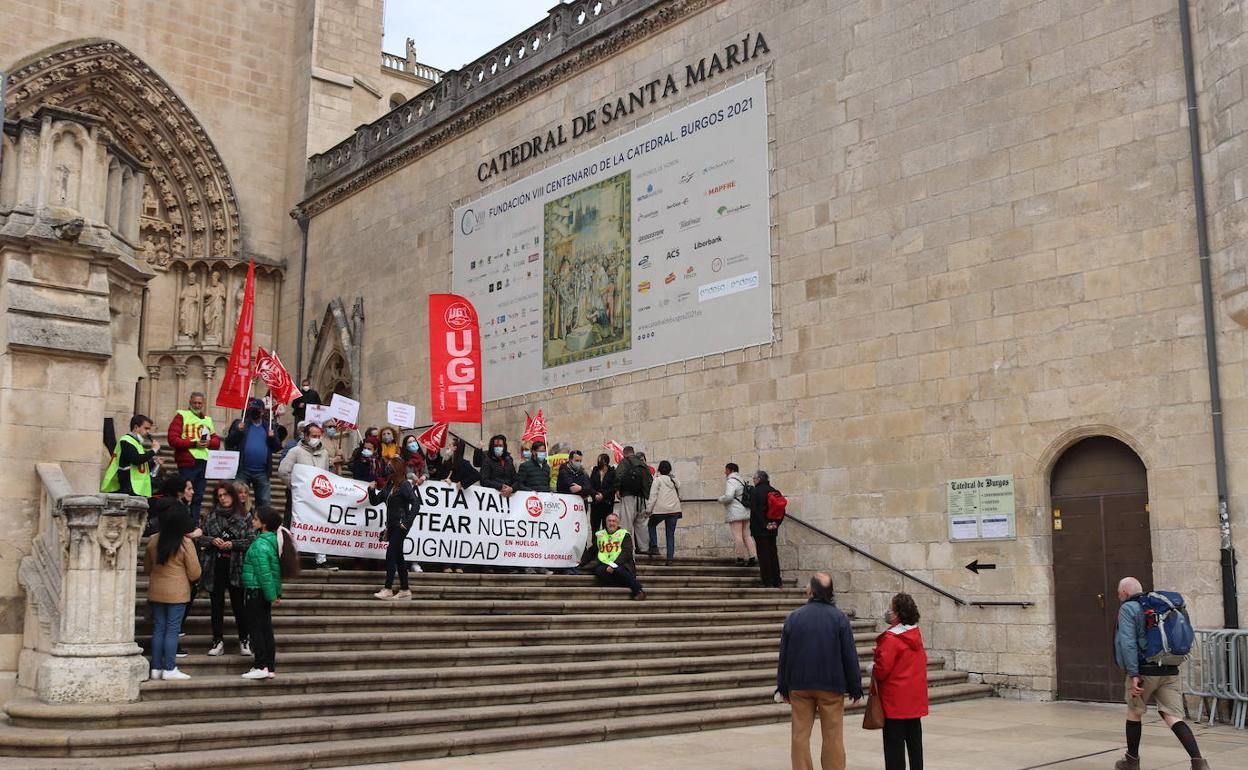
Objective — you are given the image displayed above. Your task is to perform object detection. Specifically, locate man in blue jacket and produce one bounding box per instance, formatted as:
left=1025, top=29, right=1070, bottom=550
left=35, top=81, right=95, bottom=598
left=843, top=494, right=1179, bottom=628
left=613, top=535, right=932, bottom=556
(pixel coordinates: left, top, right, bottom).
left=777, top=572, right=862, bottom=770
left=1113, top=576, right=1208, bottom=770
left=225, top=399, right=282, bottom=507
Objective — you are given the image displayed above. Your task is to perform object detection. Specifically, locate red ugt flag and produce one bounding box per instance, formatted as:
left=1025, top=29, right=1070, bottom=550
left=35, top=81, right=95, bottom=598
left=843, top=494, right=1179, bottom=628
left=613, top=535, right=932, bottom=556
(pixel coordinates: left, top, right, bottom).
left=216, top=260, right=255, bottom=409
left=521, top=409, right=547, bottom=443
left=416, top=422, right=449, bottom=454
left=256, top=347, right=302, bottom=404
left=604, top=440, right=625, bottom=464
left=428, top=294, right=482, bottom=423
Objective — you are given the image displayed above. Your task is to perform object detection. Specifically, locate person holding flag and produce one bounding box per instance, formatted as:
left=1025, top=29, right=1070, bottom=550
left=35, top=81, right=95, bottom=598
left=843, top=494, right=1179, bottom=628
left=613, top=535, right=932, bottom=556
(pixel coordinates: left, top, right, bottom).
left=167, top=392, right=221, bottom=524
left=225, top=398, right=282, bottom=507
left=101, top=414, right=162, bottom=497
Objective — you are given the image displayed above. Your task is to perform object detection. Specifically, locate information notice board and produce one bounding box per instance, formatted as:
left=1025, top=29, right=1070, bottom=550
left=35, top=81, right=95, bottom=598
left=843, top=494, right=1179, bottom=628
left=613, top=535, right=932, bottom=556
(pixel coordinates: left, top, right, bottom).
left=947, top=474, right=1016, bottom=541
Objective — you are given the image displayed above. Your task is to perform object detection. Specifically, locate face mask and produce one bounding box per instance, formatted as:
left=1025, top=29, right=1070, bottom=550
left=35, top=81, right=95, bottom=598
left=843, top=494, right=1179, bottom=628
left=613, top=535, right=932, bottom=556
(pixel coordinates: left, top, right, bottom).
left=381, top=434, right=395, bottom=444
left=493, top=446, right=504, bottom=457
left=442, top=448, right=454, bottom=460
left=307, top=438, right=322, bottom=449
left=406, top=442, right=419, bottom=452
left=326, top=428, right=338, bottom=438
left=571, top=461, right=582, bottom=471
left=247, top=410, right=261, bottom=421
left=522, top=450, right=531, bottom=461
left=537, top=451, right=547, bottom=462
left=361, top=448, right=374, bottom=458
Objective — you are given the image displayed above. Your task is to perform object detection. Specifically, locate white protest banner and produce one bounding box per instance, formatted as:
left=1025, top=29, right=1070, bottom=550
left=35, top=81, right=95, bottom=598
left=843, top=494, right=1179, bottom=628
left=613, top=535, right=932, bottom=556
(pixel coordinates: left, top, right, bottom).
left=305, top=404, right=332, bottom=424
left=288, top=465, right=590, bottom=568
left=205, top=450, right=240, bottom=480
left=386, top=400, right=416, bottom=429
left=328, top=393, right=360, bottom=430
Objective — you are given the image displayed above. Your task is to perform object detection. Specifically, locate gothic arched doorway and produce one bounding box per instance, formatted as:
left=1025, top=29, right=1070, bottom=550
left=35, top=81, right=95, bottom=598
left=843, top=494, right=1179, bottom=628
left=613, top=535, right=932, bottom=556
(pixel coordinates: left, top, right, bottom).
left=1051, top=436, right=1153, bottom=702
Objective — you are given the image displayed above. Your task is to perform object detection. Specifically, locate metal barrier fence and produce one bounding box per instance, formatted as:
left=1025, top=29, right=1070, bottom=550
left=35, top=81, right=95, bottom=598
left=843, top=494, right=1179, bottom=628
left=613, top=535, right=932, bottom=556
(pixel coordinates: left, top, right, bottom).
left=1184, top=629, right=1248, bottom=728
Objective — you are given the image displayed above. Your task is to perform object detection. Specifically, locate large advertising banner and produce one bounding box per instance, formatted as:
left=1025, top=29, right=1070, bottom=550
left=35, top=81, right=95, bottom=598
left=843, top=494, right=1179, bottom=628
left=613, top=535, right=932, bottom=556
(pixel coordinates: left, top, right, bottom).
left=453, top=76, right=772, bottom=401
left=289, top=465, right=591, bottom=569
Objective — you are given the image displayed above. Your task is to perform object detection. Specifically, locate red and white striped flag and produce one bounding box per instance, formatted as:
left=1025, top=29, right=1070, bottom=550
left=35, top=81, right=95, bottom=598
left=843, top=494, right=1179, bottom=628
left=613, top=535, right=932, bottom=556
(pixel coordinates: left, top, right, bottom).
left=521, top=409, right=547, bottom=444
left=255, top=347, right=302, bottom=404
left=416, top=422, right=449, bottom=454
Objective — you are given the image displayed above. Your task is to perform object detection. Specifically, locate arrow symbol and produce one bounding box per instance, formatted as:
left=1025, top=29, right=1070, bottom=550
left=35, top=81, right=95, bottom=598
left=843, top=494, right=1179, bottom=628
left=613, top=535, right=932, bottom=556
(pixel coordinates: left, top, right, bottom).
left=966, top=559, right=997, bottom=574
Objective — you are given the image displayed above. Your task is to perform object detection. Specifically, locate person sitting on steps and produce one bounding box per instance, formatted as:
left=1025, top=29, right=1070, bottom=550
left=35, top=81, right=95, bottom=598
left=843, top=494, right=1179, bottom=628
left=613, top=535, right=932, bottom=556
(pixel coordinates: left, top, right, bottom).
left=578, top=512, right=646, bottom=600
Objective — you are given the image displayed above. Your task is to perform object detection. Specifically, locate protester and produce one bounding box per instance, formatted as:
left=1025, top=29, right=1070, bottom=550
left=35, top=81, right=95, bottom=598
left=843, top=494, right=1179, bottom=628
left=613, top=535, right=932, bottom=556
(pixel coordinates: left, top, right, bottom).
left=290, top=378, right=321, bottom=425
left=144, top=476, right=202, bottom=681
left=424, top=442, right=451, bottom=481
left=278, top=422, right=332, bottom=566
left=225, top=398, right=281, bottom=507
left=241, top=506, right=287, bottom=680
left=645, top=460, right=682, bottom=565
left=749, top=470, right=784, bottom=588
left=447, top=438, right=481, bottom=489
left=378, top=426, right=401, bottom=464
left=557, top=450, right=596, bottom=502
left=101, top=414, right=161, bottom=496
left=349, top=436, right=383, bottom=482
left=196, top=482, right=255, bottom=657
left=400, top=433, right=428, bottom=478
left=235, top=480, right=253, bottom=514
left=1113, top=576, right=1208, bottom=770
left=578, top=512, right=645, bottom=600
left=516, top=439, right=552, bottom=491
left=321, top=418, right=348, bottom=474
left=777, top=572, right=862, bottom=770
left=588, top=453, right=616, bottom=532
left=167, top=391, right=220, bottom=524
left=872, top=593, right=928, bottom=770
left=369, top=457, right=423, bottom=599
left=614, top=446, right=653, bottom=556
left=718, top=462, right=757, bottom=567
left=480, top=434, right=517, bottom=497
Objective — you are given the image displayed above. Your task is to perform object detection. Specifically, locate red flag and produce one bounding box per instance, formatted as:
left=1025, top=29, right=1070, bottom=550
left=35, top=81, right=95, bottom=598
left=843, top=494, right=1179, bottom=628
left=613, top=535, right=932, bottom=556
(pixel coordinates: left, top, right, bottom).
left=216, top=260, right=255, bottom=409
left=428, top=294, right=482, bottom=423
left=604, top=440, right=625, bottom=464
left=256, top=347, right=302, bottom=404
left=416, top=423, right=449, bottom=454
left=521, top=409, right=547, bottom=443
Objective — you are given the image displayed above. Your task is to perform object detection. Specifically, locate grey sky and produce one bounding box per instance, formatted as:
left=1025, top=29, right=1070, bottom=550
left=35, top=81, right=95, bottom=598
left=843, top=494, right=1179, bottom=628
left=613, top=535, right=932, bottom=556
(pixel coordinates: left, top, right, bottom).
left=383, top=1, right=563, bottom=72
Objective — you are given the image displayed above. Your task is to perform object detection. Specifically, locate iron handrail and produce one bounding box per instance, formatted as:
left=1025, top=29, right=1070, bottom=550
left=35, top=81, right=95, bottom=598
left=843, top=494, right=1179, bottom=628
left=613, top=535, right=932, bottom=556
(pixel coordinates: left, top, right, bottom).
left=681, top=497, right=1033, bottom=609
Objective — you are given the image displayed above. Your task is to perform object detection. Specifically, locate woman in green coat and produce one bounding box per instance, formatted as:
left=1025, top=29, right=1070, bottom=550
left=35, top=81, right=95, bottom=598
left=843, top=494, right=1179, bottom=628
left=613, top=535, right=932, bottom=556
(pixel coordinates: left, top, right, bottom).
left=241, top=507, right=285, bottom=679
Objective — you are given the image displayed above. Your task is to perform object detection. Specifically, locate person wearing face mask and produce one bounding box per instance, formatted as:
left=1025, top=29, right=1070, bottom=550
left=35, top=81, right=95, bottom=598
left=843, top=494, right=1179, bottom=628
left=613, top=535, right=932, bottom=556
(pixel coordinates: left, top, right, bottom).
left=588, top=454, right=616, bottom=534
left=399, top=433, right=428, bottom=479
left=278, top=422, right=333, bottom=568
left=515, top=440, right=552, bottom=492
left=167, top=392, right=221, bottom=525
left=377, top=426, right=401, bottom=463
left=368, top=457, right=423, bottom=600
left=556, top=449, right=596, bottom=503
left=102, top=414, right=162, bottom=497
left=290, top=379, right=321, bottom=427
left=320, top=419, right=348, bottom=474
left=479, top=434, right=517, bottom=498
left=225, top=398, right=282, bottom=507
left=350, top=436, right=383, bottom=482
left=424, top=442, right=452, bottom=481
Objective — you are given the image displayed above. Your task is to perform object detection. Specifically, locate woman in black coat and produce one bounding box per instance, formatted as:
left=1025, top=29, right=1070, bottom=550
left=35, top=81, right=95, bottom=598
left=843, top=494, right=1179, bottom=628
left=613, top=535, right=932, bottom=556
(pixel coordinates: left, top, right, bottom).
left=588, top=453, right=616, bottom=532
left=368, top=457, right=421, bottom=599
left=748, top=470, right=784, bottom=588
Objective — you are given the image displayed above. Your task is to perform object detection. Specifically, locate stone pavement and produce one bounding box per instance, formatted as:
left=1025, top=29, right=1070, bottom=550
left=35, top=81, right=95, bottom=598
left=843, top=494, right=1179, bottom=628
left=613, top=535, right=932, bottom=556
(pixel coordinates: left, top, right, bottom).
left=346, top=699, right=1248, bottom=770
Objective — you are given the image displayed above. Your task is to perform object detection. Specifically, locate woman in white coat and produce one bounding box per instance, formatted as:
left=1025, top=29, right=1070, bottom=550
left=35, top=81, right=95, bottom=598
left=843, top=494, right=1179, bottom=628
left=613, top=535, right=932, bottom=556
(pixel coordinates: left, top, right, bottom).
left=718, top=462, right=757, bottom=566
left=645, top=460, right=682, bottom=566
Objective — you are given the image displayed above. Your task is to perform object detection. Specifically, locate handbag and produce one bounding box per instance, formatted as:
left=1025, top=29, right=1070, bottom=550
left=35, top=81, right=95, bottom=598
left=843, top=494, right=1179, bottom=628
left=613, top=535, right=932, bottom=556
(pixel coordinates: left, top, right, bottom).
left=862, top=675, right=884, bottom=730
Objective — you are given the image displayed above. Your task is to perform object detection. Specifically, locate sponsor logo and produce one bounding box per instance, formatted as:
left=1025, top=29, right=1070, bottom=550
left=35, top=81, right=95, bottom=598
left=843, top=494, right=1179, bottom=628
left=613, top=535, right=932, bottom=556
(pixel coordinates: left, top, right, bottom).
left=637, top=305, right=652, bottom=312
left=665, top=197, right=690, bottom=211
left=712, top=257, right=724, bottom=273
left=311, top=475, right=334, bottom=499
left=694, top=235, right=722, bottom=250
left=679, top=217, right=702, bottom=231
left=679, top=171, right=696, bottom=184
left=638, top=280, right=652, bottom=293
left=637, top=255, right=651, bottom=269
left=727, top=253, right=750, bottom=266
left=665, top=248, right=681, bottom=260
left=703, top=158, right=735, bottom=174
left=638, top=229, right=665, bottom=244
left=698, top=271, right=761, bottom=303
left=715, top=203, right=752, bottom=217
left=706, top=180, right=737, bottom=196
left=527, top=252, right=539, bottom=263
left=684, top=266, right=697, bottom=279
left=460, top=209, right=478, bottom=235
left=664, top=272, right=677, bottom=285
left=637, top=183, right=662, bottom=202
left=444, top=302, right=475, bottom=331
left=637, top=209, right=660, bottom=220
left=676, top=291, right=692, bottom=303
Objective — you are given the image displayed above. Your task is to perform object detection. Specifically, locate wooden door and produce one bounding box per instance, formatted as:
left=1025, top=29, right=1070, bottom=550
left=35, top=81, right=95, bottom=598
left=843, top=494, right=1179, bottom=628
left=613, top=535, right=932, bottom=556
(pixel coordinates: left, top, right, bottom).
left=1051, top=437, right=1152, bottom=702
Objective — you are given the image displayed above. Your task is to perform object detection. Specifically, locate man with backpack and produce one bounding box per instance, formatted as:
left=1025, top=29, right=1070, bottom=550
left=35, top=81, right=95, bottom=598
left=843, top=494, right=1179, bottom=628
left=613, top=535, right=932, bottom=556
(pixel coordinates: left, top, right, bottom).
left=613, top=446, right=653, bottom=556
left=748, top=470, right=786, bottom=588
left=1112, top=576, right=1208, bottom=770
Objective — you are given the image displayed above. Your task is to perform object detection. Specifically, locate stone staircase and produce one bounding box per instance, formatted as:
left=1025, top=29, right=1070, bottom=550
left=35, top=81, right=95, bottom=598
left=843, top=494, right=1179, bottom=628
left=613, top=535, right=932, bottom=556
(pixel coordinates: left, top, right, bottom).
left=0, top=450, right=992, bottom=768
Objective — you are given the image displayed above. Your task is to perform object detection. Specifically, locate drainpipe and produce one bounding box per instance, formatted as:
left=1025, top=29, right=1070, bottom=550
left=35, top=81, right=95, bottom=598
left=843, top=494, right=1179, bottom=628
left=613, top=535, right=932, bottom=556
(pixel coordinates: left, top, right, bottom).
left=1178, top=0, right=1239, bottom=628
left=294, top=212, right=310, bottom=380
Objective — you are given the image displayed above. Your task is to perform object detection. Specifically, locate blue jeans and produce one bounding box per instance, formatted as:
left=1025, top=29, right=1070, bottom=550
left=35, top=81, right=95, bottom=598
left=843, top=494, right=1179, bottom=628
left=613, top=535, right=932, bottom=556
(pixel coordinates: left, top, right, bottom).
left=647, top=514, right=678, bottom=560
left=179, top=462, right=207, bottom=525
left=235, top=467, right=272, bottom=507
left=151, top=601, right=187, bottom=671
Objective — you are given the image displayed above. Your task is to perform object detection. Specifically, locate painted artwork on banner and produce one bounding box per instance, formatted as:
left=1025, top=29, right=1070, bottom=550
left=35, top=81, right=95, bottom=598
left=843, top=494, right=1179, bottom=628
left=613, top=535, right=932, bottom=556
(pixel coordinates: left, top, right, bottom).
left=453, top=76, right=772, bottom=401
left=543, top=171, right=631, bottom=368
left=288, top=466, right=589, bottom=568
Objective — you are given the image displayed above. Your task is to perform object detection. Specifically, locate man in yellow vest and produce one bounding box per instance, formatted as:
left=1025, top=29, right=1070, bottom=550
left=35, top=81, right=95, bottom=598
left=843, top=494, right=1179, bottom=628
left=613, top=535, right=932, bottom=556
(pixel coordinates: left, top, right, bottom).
left=579, top=512, right=646, bottom=600
left=101, top=414, right=161, bottom=497
left=167, top=392, right=221, bottom=524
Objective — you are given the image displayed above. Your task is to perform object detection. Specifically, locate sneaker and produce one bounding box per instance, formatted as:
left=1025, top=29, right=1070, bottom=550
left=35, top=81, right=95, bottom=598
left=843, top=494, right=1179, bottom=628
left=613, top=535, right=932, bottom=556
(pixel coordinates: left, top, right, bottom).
left=442, top=568, right=453, bottom=573
left=453, top=568, right=464, bottom=573
left=632, top=591, right=647, bottom=601
left=735, top=558, right=746, bottom=566
left=393, top=590, right=412, bottom=600
left=411, top=564, right=423, bottom=573
left=175, top=647, right=189, bottom=658
left=1114, top=755, right=1140, bottom=770
left=267, top=671, right=277, bottom=679
left=373, top=588, right=395, bottom=599
left=163, top=668, right=191, bottom=680
left=746, top=557, right=758, bottom=567
left=149, top=669, right=163, bottom=680
left=241, top=668, right=270, bottom=680
left=207, top=640, right=224, bottom=656
left=240, top=640, right=252, bottom=657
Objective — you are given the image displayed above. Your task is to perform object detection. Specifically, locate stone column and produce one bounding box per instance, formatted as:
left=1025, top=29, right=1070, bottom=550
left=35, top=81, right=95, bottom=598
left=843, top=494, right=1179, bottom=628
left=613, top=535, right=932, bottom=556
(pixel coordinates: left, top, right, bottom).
left=17, top=465, right=149, bottom=703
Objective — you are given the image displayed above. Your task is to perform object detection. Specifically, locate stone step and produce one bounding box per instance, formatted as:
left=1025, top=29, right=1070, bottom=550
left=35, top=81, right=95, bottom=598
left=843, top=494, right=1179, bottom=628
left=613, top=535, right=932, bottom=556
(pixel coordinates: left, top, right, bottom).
left=137, top=580, right=804, bottom=601
left=137, top=596, right=803, bottom=617
left=291, top=569, right=768, bottom=587
left=0, top=682, right=993, bottom=767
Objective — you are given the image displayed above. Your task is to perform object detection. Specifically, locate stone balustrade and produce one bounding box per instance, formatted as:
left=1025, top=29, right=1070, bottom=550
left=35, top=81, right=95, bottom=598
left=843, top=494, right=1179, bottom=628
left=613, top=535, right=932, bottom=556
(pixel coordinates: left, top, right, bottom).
left=15, top=464, right=149, bottom=703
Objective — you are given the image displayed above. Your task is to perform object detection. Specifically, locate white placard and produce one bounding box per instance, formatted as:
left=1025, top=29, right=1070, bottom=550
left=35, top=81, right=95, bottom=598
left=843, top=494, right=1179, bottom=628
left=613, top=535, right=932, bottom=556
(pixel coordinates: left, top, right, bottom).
left=453, top=75, right=772, bottom=401
left=288, top=466, right=590, bottom=568
left=305, top=404, right=332, bottom=424
left=205, top=450, right=240, bottom=480
left=328, top=393, right=360, bottom=428
left=386, top=400, right=417, bottom=429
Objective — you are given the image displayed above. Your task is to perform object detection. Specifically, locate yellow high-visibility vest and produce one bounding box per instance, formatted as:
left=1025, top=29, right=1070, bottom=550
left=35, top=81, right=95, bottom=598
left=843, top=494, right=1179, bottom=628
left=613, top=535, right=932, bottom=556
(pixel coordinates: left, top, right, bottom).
left=177, top=409, right=215, bottom=461
left=100, top=434, right=153, bottom=497
left=596, top=527, right=628, bottom=565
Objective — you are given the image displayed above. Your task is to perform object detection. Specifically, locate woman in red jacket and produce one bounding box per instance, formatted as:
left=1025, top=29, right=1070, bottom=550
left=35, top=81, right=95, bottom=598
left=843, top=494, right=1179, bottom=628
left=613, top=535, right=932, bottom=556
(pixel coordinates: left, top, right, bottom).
left=872, top=592, right=928, bottom=770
